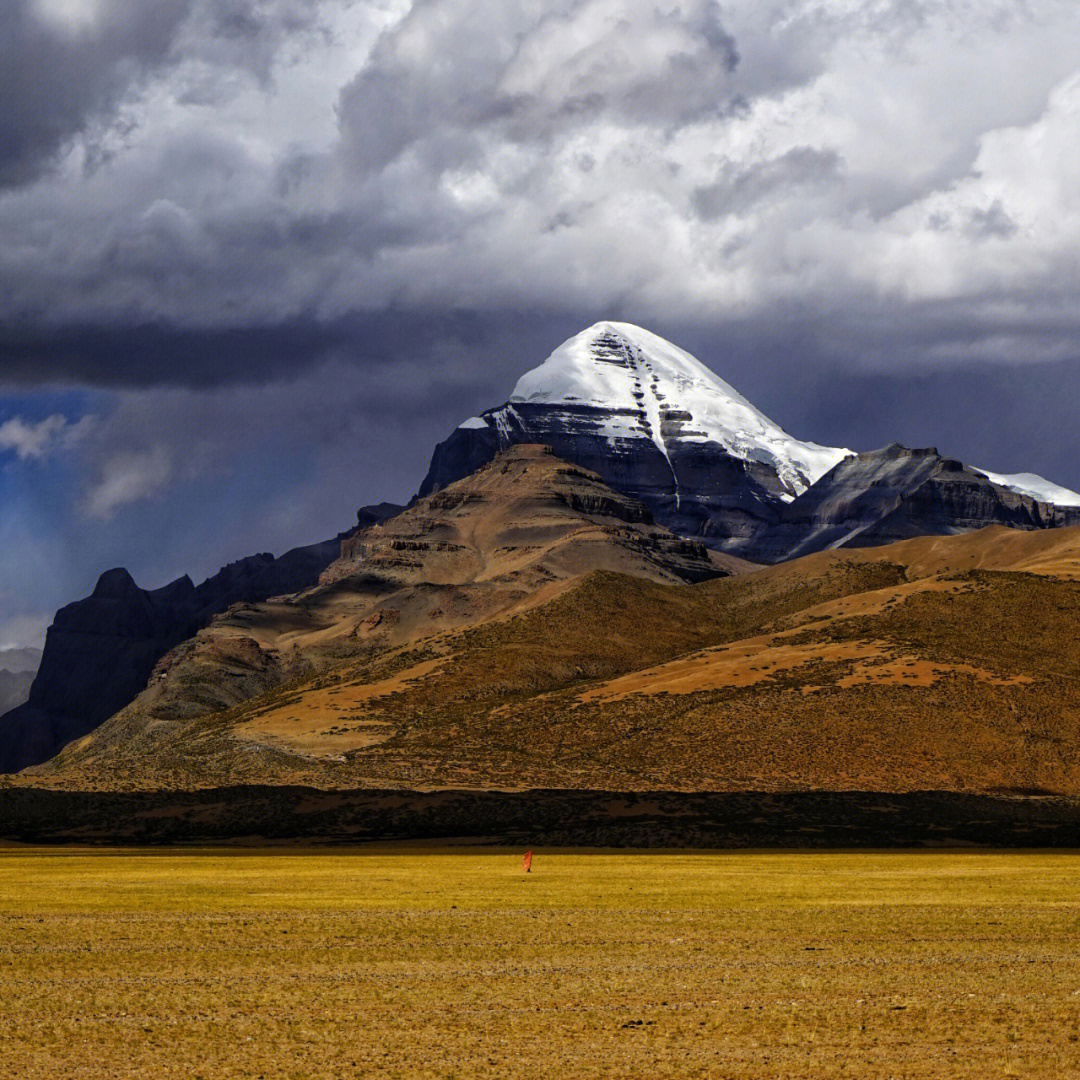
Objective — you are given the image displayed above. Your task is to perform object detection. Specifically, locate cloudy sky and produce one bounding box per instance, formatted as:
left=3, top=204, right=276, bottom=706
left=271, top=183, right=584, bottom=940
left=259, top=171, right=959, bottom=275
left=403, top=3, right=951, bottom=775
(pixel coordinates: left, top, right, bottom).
left=2, top=0, right=1080, bottom=646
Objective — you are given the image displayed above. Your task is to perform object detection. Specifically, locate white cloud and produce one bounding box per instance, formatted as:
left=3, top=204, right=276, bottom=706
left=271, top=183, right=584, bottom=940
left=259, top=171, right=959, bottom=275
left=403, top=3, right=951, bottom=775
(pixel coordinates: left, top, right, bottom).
left=869, top=73, right=1080, bottom=305
left=0, top=414, right=69, bottom=460
left=84, top=445, right=173, bottom=518
left=32, top=0, right=102, bottom=34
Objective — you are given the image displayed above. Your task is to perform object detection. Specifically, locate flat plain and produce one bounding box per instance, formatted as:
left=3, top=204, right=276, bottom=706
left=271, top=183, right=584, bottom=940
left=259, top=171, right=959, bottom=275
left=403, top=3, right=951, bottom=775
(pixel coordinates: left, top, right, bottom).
left=3, top=849, right=1080, bottom=1078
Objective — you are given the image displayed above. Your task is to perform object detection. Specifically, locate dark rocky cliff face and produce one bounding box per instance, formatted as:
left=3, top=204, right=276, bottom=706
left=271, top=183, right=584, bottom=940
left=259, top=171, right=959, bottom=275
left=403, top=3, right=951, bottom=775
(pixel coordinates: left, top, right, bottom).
left=425, top=428, right=1080, bottom=565
left=758, top=445, right=1080, bottom=562
left=0, top=507, right=402, bottom=773
left=418, top=402, right=785, bottom=552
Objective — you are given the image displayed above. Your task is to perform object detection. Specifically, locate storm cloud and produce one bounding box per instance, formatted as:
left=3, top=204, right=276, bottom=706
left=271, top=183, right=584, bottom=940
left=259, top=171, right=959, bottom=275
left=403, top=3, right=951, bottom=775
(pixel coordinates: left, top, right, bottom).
left=4, top=0, right=1080, bottom=646
left=0, top=0, right=191, bottom=187
left=0, top=0, right=1077, bottom=365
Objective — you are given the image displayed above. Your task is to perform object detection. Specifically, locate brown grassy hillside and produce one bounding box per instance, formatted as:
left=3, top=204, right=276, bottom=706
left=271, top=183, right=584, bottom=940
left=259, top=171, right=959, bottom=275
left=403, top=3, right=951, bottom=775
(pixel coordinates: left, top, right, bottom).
left=20, top=520, right=1080, bottom=795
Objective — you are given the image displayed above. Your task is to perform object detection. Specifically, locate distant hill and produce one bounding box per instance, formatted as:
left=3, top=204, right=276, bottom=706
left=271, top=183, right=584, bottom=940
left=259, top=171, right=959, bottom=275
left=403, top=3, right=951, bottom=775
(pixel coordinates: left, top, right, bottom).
left=0, top=647, right=41, bottom=675
left=0, top=509, right=400, bottom=774
left=0, top=649, right=41, bottom=716
left=0, top=671, right=35, bottom=718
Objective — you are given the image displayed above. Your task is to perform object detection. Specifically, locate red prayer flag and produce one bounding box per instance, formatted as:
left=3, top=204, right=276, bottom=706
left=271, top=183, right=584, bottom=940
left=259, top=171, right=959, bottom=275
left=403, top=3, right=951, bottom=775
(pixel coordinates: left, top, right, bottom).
left=523, top=850, right=533, bottom=872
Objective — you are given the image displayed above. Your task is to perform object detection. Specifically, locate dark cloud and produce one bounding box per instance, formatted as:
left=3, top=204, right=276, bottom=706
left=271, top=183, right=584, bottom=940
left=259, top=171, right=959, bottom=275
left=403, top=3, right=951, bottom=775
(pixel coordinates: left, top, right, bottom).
left=0, top=310, right=581, bottom=388
left=1, top=0, right=1078, bottom=365
left=794, top=358, right=1080, bottom=491
left=0, top=0, right=194, bottom=187
left=0, top=0, right=329, bottom=188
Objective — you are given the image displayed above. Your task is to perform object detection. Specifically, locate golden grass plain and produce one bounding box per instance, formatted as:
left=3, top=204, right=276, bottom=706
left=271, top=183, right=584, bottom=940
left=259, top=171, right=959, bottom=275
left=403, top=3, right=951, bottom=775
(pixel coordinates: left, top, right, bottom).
left=4, top=849, right=1080, bottom=1078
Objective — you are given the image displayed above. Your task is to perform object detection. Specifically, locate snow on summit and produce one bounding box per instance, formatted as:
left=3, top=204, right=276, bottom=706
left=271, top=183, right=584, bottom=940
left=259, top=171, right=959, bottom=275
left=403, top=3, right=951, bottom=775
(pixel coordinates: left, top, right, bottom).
left=975, top=469, right=1080, bottom=508
left=504, top=321, right=850, bottom=497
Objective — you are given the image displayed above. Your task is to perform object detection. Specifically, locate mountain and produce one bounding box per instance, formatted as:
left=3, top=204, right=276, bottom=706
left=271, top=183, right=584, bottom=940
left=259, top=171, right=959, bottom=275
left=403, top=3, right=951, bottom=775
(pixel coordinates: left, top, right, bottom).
left=0, top=647, right=42, bottom=675
left=421, top=322, right=1080, bottom=561
left=0, top=671, right=34, bottom=717
left=22, top=445, right=739, bottom=783
left=0, top=515, right=400, bottom=775
left=419, top=321, right=850, bottom=554
left=23, top=519, right=1080, bottom=798
left=758, top=444, right=1080, bottom=562
left=7, top=320, right=1080, bottom=786
left=0, top=647, right=42, bottom=717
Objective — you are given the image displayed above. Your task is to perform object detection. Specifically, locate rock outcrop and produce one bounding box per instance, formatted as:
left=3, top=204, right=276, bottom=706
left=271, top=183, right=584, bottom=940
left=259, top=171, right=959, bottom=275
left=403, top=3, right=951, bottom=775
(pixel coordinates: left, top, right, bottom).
left=0, top=528, right=371, bottom=773
left=758, top=445, right=1080, bottom=561
left=334, top=443, right=727, bottom=589
left=356, top=502, right=406, bottom=529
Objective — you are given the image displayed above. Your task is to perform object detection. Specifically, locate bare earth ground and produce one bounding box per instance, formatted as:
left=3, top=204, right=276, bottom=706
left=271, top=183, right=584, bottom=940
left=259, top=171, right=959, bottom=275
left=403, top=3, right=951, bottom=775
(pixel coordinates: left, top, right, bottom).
left=3, top=850, right=1080, bottom=1078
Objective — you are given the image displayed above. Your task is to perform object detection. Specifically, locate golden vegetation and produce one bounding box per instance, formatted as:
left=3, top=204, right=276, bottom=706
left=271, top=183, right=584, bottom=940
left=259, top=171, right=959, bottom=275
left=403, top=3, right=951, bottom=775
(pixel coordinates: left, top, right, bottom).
left=23, top=524, right=1080, bottom=795
left=3, top=848, right=1080, bottom=1079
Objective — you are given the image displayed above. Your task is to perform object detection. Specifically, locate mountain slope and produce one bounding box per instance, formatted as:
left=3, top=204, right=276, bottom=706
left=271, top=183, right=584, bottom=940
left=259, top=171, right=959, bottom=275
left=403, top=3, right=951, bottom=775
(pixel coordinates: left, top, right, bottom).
left=0, top=531, right=370, bottom=774
left=23, top=446, right=733, bottom=782
left=24, top=522, right=1080, bottom=797
left=10, top=321, right=1080, bottom=784
left=505, top=321, right=847, bottom=496
left=0, top=648, right=42, bottom=675
left=0, top=648, right=40, bottom=715
left=760, top=444, right=1080, bottom=561
left=0, top=671, right=34, bottom=717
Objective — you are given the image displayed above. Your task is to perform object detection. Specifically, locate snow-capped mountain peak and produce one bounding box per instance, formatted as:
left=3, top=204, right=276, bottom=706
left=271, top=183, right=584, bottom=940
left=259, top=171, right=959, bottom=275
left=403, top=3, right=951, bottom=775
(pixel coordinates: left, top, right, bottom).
left=421, top=320, right=1080, bottom=560
left=505, top=321, right=849, bottom=498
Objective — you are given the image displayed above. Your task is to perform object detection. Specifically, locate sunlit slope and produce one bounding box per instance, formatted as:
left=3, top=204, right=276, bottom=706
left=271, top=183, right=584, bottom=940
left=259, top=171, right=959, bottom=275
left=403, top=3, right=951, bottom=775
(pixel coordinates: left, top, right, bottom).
left=40, top=445, right=730, bottom=758
left=26, top=522, right=1080, bottom=794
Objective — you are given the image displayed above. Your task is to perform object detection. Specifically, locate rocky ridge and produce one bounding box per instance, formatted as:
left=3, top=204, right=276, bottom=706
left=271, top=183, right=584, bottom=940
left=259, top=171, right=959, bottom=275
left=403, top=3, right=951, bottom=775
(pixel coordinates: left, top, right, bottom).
left=759, top=444, right=1080, bottom=561
left=0, top=514, right=397, bottom=774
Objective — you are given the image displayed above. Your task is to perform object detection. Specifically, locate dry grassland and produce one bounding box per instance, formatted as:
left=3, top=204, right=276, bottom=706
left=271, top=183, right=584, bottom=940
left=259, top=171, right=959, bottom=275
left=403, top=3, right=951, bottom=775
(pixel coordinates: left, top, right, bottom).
left=3, top=849, right=1080, bottom=1078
